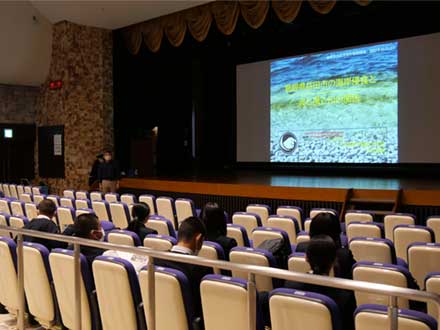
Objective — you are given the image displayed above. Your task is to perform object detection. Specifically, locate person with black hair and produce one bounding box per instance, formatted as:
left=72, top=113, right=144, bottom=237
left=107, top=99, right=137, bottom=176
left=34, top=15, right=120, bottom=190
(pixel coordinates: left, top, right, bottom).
left=285, top=235, right=356, bottom=330
left=68, top=213, right=106, bottom=267
left=201, top=202, right=237, bottom=260
left=23, top=199, right=65, bottom=250
left=296, top=212, right=355, bottom=279
left=98, top=150, right=120, bottom=193
left=155, top=216, right=212, bottom=321
left=88, top=153, right=104, bottom=188
left=125, top=202, right=157, bottom=241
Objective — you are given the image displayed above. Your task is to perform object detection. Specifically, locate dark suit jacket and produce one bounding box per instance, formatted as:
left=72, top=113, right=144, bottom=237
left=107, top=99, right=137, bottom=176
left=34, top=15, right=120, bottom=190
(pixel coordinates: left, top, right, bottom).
left=155, top=251, right=212, bottom=320
left=126, top=224, right=158, bottom=242
left=23, top=217, right=66, bottom=250
left=284, top=280, right=356, bottom=330
left=296, top=242, right=355, bottom=279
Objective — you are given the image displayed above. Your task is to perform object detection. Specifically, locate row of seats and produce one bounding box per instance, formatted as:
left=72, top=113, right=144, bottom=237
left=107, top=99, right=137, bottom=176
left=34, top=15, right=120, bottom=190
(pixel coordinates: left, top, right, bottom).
left=0, top=237, right=436, bottom=330
left=0, top=183, right=44, bottom=199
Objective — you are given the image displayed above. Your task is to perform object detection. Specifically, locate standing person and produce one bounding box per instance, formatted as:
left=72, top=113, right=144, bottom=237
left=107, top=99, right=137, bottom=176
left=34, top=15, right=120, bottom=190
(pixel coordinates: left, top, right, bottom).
left=97, top=150, right=120, bottom=193
left=88, top=154, right=104, bottom=189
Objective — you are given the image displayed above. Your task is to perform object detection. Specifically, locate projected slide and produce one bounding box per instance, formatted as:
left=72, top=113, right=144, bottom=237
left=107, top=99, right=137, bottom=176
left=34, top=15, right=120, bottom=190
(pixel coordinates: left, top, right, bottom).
left=270, top=42, right=398, bottom=163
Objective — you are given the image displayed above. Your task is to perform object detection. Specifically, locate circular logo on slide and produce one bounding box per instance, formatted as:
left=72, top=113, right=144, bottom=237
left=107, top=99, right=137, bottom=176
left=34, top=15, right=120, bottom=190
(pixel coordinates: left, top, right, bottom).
left=279, top=132, right=298, bottom=153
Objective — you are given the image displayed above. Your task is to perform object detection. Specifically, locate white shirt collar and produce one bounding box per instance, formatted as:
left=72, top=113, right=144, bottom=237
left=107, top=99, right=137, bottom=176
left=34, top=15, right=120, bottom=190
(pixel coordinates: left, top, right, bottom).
left=36, top=215, right=51, bottom=220
left=171, top=245, right=194, bottom=255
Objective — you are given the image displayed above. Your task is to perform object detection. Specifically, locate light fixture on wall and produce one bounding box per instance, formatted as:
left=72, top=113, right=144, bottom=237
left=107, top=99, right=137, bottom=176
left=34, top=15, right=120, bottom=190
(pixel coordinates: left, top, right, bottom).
left=49, top=80, right=62, bottom=90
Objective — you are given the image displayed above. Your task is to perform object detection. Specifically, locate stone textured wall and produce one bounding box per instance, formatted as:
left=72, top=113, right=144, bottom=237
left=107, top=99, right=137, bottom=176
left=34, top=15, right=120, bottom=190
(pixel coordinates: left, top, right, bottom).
left=0, top=84, right=39, bottom=124
left=35, top=21, right=113, bottom=193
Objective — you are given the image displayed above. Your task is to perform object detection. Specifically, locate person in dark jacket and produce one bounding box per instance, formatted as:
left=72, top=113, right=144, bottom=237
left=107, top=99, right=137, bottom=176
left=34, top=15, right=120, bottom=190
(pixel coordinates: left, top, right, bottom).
left=285, top=235, right=356, bottom=330
left=125, top=202, right=157, bottom=241
left=23, top=199, right=65, bottom=250
left=296, top=212, right=355, bottom=279
left=201, top=202, right=237, bottom=260
left=68, top=213, right=106, bottom=267
left=88, top=154, right=104, bottom=188
left=155, top=217, right=211, bottom=322
left=97, top=150, right=120, bottom=193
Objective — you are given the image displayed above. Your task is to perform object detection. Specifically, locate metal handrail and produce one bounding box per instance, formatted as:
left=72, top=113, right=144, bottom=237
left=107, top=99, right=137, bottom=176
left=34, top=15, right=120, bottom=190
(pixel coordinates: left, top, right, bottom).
left=3, top=225, right=440, bottom=330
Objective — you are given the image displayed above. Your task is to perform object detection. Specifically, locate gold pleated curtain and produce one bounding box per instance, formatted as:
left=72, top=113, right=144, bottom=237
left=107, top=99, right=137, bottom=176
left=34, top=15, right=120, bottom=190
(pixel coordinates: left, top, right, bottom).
left=123, top=0, right=370, bottom=54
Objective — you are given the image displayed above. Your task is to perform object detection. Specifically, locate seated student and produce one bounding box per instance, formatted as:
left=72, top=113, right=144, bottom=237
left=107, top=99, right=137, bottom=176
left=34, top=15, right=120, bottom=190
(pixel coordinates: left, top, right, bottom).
left=286, top=235, right=356, bottom=330
left=201, top=202, right=237, bottom=260
left=296, top=212, right=355, bottom=279
left=155, top=216, right=212, bottom=321
left=68, top=213, right=106, bottom=267
left=23, top=199, right=65, bottom=250
left=125, top=202, right=157, bottom=241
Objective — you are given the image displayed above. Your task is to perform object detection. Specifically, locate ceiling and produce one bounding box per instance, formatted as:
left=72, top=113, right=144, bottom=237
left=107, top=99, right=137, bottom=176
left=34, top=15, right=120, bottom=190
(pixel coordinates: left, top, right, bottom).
left=30, top=0, right=213, bottom=30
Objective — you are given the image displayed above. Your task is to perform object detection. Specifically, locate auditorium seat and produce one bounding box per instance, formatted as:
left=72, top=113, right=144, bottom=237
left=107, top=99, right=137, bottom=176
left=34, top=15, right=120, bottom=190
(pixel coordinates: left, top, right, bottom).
left=143, top=234, right=176, bottom=251
left=75, top=190, right=90, bottom=200
left=0, top=237, right=19, bottom=315
left=107, top=230, right=141, bottom=246
left=269, top=288, right=341, bottom=330
left=139, top=266, right=196, bottom=330
left=226, top=224, right=250, bottom=247
left=408, top=243, right=440, bottom=289
left=57, top=206, right=75, bottom=231
left=309, top=208, right=338, bottom=219
left=232, top=212, right=262, bottom=238
left=201, top=274, right=264, bottom=330
left=424, top=273, right=440, bottom=319
left=25, top=202, right=38, bottom=220
left=354, top=304, right=437, bottom=330
left=175, top=198, right=197, bottom=226
left=2, top=184, right=11, bottom=198
left=75, top=198, right=92, bottom=210
left=92, top=200, right=111, bottom=222
left=121, top=193, right=137, bottom=205
left=63, top=189, right=76, bottom=199
left=156, top=196, right=176, bottom=229
left=93, top=256, right=146, bottom=330
left=0, top=213, right=10, bottom=238
left=104, top=192, right=119, bottom=203
left=24, top=186, right=32, bottom=195
left=60, top=197, right=75, bottom=208
left=296, top=231, right=310, bottom=244
left=19, top=193, right=33, bottom=203
left=252, top=227, right=292, bottom=254
left=0, top=198, right=11, bottom=215
left=23, top=242, right=57, bottom=328
left=75, top=206, right=95, bottom=216
left=344, top=210, right=374, bottom=228
left=90, top=191, right=103, bottom=202
left=33, top=194, right=46, bottom=205
left=384, top=213, right=415, bottom=241
left=49, top=249, right=100, bottom=330
left=10, top=200, right=25, bottom=216
left=109, top=202, right=130, bottom=229
left=16, top=185, right=24, bottom=198
left=346, top=221, right=383, bottom=242
left=32, top=186, right=43, bottom=195
left=287, top=252, right=311, bottom=274
left=9, top=215, right=29, bottom=236
left=199, top=241, right=226, bottom=274
left=349, top=237, right=404, bottom=266
left=246, top=204, right=271, bottom=227
left=146, top=215, right=176, bottom=238
left=47, top=195, right=61, bottom=207
left=276, top=205, right=304, bottom=231
left=352, top=261, right=414, bottom=308
left=394, top=225, right=434, bottom=263
left=8, top=184, right=18, bottom=199
left=426, top=216, right=440, bottom=243
left=267, top=215, right=300, bottom=244
left=138, top=194, right=156, bottom=215
left=230, top=247, right=279, bottom=291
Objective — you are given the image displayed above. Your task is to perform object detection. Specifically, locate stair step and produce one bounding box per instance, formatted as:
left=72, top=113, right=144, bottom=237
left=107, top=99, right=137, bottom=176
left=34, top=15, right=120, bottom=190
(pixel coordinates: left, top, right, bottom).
left=350, top=198, right=396, bottom=204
